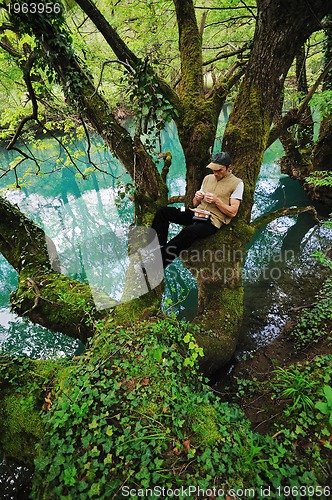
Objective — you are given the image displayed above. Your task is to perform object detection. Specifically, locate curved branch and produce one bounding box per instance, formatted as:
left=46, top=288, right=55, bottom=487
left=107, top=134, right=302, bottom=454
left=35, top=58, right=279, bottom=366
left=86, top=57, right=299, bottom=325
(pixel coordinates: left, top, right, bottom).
left=203, top=44, right=249, bottom=66
left=168, top=195, right=185, bottom=204
left=208, top=62, right=246, bottom=106
left=0, top=196, right=101, bottom=342
left=7, top=53, right=38, bottom=149
left=74, top=0, right=139, bottom=68
left=91, top=59, right=135, bottom=98
left=0, top=36, right=22, bottom=58
left=74, top=0, right=180, bottom=113
left=251, top=205, right=320, bottom=231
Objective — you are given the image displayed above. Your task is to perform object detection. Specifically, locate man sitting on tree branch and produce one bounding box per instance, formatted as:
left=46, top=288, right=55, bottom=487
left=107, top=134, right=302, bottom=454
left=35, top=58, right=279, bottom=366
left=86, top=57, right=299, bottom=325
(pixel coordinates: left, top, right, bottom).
left=151, top=152, right=244, bottom=268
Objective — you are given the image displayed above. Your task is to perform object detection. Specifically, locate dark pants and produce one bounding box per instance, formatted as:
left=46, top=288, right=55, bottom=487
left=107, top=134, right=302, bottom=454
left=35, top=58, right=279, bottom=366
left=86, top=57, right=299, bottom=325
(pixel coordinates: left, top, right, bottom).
left=151, top=207, right=218, bottom=267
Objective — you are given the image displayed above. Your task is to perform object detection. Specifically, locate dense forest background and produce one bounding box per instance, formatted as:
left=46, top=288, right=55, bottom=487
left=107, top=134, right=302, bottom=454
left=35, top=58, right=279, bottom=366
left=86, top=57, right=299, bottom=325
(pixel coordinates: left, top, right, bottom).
left=0, top=0, right=331, bottom=498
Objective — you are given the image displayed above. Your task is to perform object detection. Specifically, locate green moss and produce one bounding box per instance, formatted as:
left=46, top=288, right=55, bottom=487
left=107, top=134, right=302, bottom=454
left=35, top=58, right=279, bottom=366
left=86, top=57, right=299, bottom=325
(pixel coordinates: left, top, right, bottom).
left=0, top=356, right=72, bottom=465
left=0, top=393, right=43, bottom=465
left=29, top=318, right=318, bottom=498
left=191, top=405, right=221, bottom=446
left=11, top=270, right=97, bottom=342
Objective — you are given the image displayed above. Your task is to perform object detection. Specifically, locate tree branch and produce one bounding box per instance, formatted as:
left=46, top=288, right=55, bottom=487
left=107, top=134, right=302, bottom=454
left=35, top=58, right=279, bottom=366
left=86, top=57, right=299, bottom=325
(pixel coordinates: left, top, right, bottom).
left=7, top=53, right=38, bottom=150
left=173, top=0, right=204, bottom=96
left=0, top=36, right=22, bottom=58
left=194, top=5, right=257, bottom=11
left=208, top=62, right=246, bottom=105
left=91, top=59, right=135, bottom=98
left=168, top=195, right=185, bottom=204
left=73, top=0, right=181, bottom=136
left=203, top=44, right=249, bottom=66
left=251, top=205, right=320, bottom=231
left=74, top=0, right=139, bottom=68
left=267, top=59, right=332, bottom=148
left=0, top=196, right=101, bottom=342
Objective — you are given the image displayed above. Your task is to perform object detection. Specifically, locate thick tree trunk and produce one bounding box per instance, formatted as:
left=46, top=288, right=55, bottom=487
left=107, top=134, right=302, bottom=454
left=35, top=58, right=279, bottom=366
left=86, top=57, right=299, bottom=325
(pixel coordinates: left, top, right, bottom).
left=172, top=0, right=216, bottom=202
left=279, top=48, right=315, bottom=180
left=172, top=0, right=243, bottom=204
left=181, top=221, right=254, bottom=375
left=0, top=196, right=162, bottom=342
left=295, top=47, right=314, bottom=151
left=307, top=15, right=332, bottom=207
left=223, top=0, right=332, bottom=210
left=195, top=0, right=332, bottom=361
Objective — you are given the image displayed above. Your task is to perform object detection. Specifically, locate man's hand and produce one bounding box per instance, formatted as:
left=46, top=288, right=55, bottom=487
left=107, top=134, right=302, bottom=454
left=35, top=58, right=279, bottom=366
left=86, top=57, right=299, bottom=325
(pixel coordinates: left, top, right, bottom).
left=194, top=190, right=205, bottom=202
left=203, top=192, right=216, bottom=203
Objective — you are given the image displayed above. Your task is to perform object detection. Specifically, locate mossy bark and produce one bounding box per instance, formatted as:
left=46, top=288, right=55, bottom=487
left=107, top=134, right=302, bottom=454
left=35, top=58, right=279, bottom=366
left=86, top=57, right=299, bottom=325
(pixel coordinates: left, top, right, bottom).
left=193, top=0, right=332, bottom=369
left=0, top=196, right=164, bottom=342
left=224, top=0, right=332, bottom=202
left=181, top=221, right=255, bottom=375
left=0, top=356, right=64, bottom=466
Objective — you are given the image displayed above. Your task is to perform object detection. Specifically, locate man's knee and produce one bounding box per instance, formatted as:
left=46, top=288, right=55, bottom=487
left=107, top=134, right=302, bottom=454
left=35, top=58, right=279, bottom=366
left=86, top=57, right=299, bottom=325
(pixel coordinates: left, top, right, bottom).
left=154, top=206, right=171, bottom=219
left=181, top=224, right=202, bottom=238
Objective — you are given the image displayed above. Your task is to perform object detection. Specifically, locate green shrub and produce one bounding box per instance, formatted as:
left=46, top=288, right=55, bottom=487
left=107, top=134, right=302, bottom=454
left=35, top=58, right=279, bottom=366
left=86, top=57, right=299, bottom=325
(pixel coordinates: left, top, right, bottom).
left=31, top=318, right=320, bottom=499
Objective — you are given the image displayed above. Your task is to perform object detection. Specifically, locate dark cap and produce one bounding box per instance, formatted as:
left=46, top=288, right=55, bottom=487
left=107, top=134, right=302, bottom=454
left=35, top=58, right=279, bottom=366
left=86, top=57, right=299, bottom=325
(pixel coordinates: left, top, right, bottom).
left=209, top=151, right=232, bottom=167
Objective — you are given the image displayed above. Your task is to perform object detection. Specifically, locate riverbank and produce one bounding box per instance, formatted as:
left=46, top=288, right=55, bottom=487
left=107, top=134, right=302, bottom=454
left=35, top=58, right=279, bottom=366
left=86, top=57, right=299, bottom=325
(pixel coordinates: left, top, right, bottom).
left=214, top=275, right=332, bottom=486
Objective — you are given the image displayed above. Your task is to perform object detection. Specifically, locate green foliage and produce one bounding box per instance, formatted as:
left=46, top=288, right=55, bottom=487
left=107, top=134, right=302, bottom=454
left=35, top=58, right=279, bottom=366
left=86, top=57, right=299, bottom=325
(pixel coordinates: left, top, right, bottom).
left=30, top=317, right=318, bottom=499
left=270, top=356, right=332, bottom=464
left=315, top=384, right=332, bottom=427
left=182, top=331, right=204, bottom=367
left=122, top=59, right=178, bottom=153
left=233, top=354, right=332, bottom=484
left=289, top=278, right=332, bottom=349
left=306, top=170, right=332, bottom=188
left=0, top=355, right=67, bottom=464
left=311, top=91, right=332, bottom=117
left=273, top=366, right=317, bottom=412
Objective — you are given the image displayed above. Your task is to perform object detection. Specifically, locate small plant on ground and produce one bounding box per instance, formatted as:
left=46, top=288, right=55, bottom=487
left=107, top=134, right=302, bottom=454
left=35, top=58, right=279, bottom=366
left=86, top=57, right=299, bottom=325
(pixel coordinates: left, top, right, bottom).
left=290, top=277, right=332, bottom=350
left=273, top=365, right=317, bottom=412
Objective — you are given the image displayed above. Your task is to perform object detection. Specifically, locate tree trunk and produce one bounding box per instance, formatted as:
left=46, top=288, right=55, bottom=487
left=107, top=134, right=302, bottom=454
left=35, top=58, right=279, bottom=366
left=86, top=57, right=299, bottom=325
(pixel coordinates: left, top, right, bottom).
left=181, top=221, right=254, bottom=375
left=172, top=0, right=241, bottom=204
left=0, top=196, right=162, bottom=342
left=295, top=47, right=314, bottom=151
left=311, top=13, right=332, bottom=174
left=308, top=14, right=332, bottom=207
left=279, top=48, right=314, bottom=180
left=196, top=0, right=332, bottom=364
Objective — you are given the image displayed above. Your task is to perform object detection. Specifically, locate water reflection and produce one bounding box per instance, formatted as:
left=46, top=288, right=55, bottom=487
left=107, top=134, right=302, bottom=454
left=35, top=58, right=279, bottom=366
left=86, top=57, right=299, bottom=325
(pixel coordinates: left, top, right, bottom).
left=0, top=451, right=32, bottom=500
left=238, top=158, right=331, bottom=356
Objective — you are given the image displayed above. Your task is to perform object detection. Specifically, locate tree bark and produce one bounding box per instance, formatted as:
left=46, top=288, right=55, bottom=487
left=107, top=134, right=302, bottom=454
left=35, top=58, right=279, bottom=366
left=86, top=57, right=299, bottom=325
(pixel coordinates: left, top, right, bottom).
left=0, top=196, right=163, bottom=342
left=196, top=0, right=332, bottom=361
left=223, top=0, right=332, bottom=210
left=312, top=15, right=332, bottom=172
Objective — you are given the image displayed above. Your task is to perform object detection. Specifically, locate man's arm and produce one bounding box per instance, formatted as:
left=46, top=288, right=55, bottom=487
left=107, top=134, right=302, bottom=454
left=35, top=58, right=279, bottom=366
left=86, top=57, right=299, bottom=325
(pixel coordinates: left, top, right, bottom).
left=193, top=191, right=204, bottom=207
left=204, top=193, right=241, bottom=217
